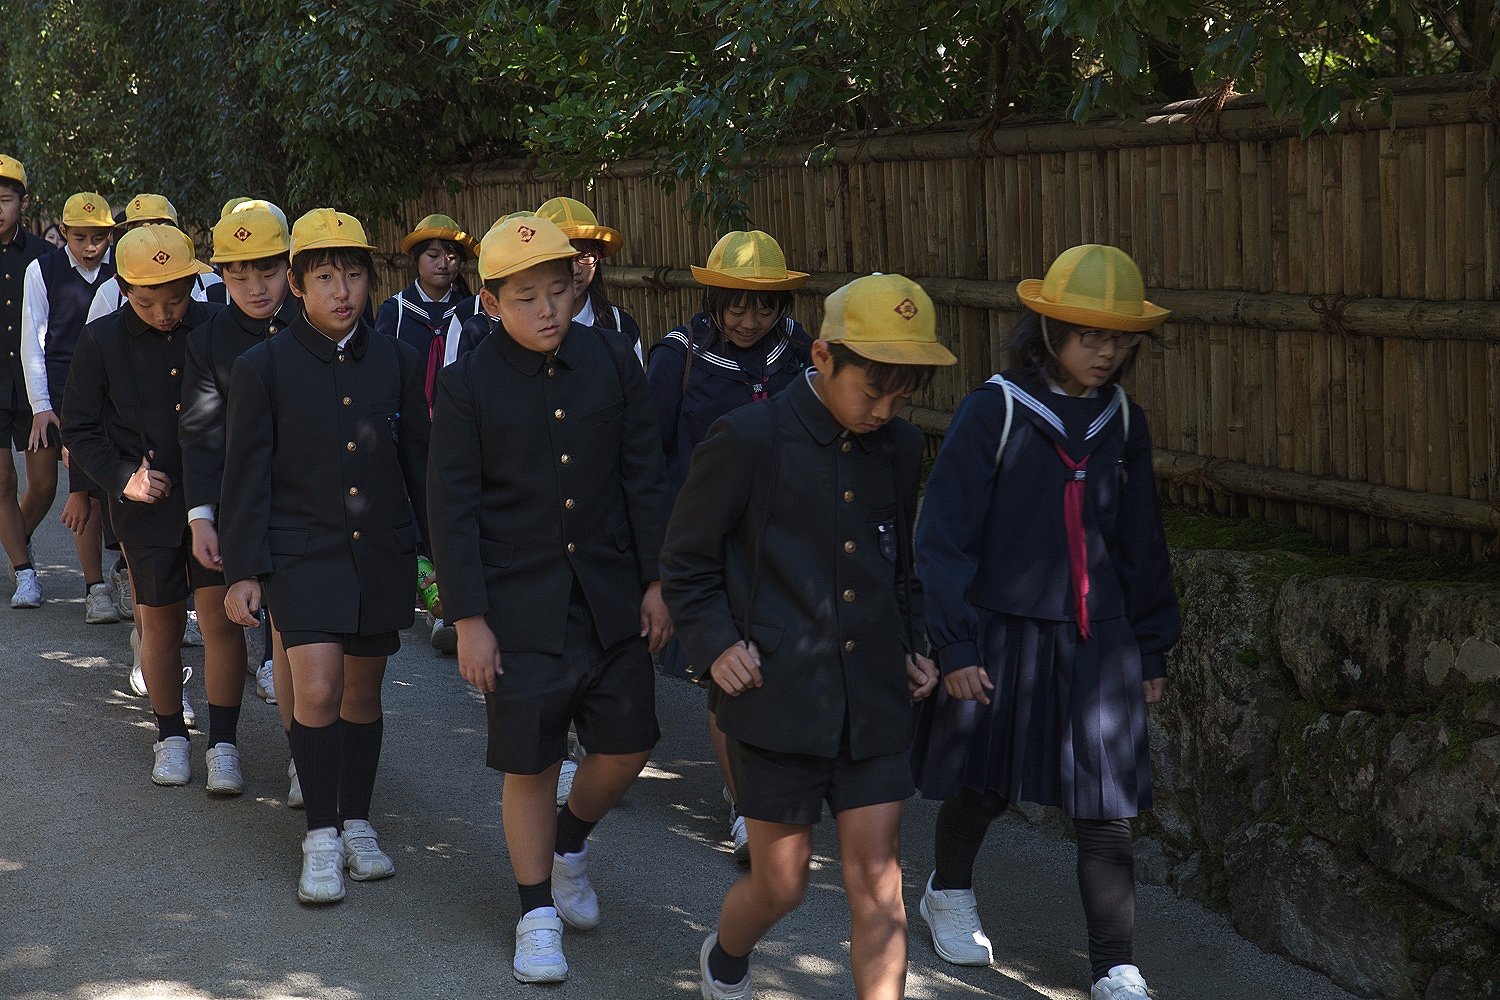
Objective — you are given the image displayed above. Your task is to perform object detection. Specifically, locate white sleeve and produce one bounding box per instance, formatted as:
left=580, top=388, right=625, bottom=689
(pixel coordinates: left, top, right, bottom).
left=187, top=504, right=216, bottom=525
left=192, top=271, right=222, bottom=301
left=20, top=258, right=51, bottom=413
left=86, top=278, right=121, bottom=325
left=442, top=313, right=464, bottom=367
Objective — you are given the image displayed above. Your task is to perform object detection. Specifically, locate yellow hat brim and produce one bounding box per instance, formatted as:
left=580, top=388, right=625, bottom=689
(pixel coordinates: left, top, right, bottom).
left=122, top=259, right=214, bottom=286
left=690, top=264, right=809, bottom=291
left=293, top=236, right=378, bottom=255
left=557, top=224, right=623, bottom=256
left=211, top=246, right=288, bottom=264
left=399, top=227, right=479, bottom=257
left=481, top=246, right=579, bottom=282
left=830, top=338, right=958, bottom=366
left=1015, top=278, right=1170, bottom=332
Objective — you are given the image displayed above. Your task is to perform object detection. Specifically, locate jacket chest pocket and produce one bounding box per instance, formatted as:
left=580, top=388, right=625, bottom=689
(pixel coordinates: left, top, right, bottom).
left=576, top=399, right=623, bottom=430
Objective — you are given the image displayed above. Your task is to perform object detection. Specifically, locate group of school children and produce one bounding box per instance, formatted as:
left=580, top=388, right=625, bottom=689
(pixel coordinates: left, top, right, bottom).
left=0, top=148, right=1180, bottom=1000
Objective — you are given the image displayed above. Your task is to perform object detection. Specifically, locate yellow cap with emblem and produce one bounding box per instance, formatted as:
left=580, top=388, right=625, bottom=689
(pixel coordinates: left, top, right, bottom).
left=62, top=193, right=114, bottom=228
left=0, top=155, right=27, bottom=190
left=289, top=208, right=376, bottom=257
left=478, top=215, right=578, bottom=282
left=819, top=273, right=956, bottom=366
left=116, top=225, right=212, bottom=286
left=211, top=206, right=289, bottom=263
left=123, top=193, right=178, bottom=226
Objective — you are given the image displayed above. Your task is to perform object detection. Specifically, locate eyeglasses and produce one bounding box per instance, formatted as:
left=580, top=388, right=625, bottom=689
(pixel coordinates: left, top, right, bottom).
left=1077, top=329, right=1143, bottom=350
left=573, top=251, right=601, bottom=268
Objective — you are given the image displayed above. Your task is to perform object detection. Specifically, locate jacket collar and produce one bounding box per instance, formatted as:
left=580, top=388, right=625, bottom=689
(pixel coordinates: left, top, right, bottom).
left=231, top=296, right=298, bottom=338
left=292, top=312, right=369, bottom=362
left=788, top=369, right=870, bottom=449
left=494, top=320, right=588, bottom=376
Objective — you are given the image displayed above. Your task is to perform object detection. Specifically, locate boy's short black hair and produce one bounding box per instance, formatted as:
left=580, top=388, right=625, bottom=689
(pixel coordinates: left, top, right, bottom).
left=117, top=274, right=197, bottom=296
left=408, top=237, right=466, bottom=264
left=0, top=177, right=26, bottom=198
left=1008, top=311, right=1143, bottom=386
left=290, top=246, right=376, bottom=283
left=481, top=257, right=573, bottom=300
left=825, top=342, right=936, bottom=395
left=702, top=287, right=794, bottom=328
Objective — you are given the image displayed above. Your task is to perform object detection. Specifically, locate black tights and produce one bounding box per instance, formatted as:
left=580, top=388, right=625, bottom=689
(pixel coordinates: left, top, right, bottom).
left=932, top=787, right=1136, bottom=983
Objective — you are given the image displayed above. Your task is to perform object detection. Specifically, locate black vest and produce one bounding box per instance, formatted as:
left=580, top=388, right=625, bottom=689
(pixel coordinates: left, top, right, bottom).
left=39, top=248, right=115, bottom=408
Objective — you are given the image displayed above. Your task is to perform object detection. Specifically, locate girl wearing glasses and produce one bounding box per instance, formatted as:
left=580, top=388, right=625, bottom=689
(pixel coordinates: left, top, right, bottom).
left=534, top=198, right=644, bottom=365
left=909, top=245, right=1181, bottom=1000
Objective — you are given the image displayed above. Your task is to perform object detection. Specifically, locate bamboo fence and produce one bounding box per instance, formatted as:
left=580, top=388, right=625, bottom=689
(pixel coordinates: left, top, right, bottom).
left=373, top=75, right=1500, bottom=556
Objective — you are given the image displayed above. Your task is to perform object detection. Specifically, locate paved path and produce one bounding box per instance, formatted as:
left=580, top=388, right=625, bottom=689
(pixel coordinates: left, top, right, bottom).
left=0, top=500, right=1358, bottom=1000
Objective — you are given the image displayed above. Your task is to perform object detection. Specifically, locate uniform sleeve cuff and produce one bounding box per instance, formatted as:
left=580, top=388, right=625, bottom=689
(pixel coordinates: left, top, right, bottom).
left=1140, top=652, right=1168, bottom=681
left=188, top=504, right=216, bottom=525
left=937, top=640, right=981, bottom=675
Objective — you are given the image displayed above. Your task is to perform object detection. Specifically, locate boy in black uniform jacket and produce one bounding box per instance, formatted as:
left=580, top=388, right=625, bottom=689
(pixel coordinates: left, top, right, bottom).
left=220, top=209, right=429, bottom=906
left=662, top=275, right=954, bottom=1000
left=60, top=225, right=241, bottom=791
left=0, top=156, right=49, bottom=608
left=427, top=216, right=670, bottom=985
left=179, top=205, right=298, bottom=797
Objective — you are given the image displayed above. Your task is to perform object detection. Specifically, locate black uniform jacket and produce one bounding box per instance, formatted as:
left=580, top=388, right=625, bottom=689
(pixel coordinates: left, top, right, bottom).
left=219, top=316, right=430, bottom=636
left=179, top=297, right=299, bottom=513
left=427, top=321, right=667, bottom=655
left=660, top=371, right=927, bottom=761
left=62, top=301, right=221, bottom=547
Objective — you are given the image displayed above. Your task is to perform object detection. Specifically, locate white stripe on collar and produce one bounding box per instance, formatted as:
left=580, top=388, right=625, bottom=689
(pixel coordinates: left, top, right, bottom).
left=665, top=329, right=790, bottom=374
left=999, top=380, right=1067, bottom=437
left=1087, top=388, right=1124, bottom=440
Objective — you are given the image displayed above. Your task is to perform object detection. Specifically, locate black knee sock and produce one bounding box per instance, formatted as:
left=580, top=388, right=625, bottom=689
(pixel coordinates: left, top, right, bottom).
left=518, top=879, right=554, bottom=915
left=13, top=562, right=31, bottom=574
left=207, top=702, right=241, bottom=748
left=1075, top=818, right=1136, bottom=982
left=932, top=787, right=1009, bottom=890
left=554, top=804, right=597, bottom=857
left=338, top=716, right=383, bottom=824
left=289, top=719, right=343, bottom=832
left=84, top=579, right=104, bottom=595
left=154, top=711, right=189, bottom=742
left=708, top=939, right=751, bottom=984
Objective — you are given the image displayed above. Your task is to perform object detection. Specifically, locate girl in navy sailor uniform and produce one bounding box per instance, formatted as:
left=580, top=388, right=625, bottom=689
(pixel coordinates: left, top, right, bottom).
left=534, top=197, right=644, bottom=366
left=910, top=245, right=1180, bottom=1000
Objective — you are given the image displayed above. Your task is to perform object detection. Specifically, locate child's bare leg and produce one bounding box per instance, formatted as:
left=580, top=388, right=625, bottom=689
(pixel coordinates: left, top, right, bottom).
left=19, top=448, right=57, bottom=537
left=269, top=618, right=294, bottom=730
left=196, top=585, right=247, bottom=708
left=708, top=709, right=738, bottom=801
left=565, top=749, right=649, bottom=822
left=716, top=820, right=814, bottom=956
left=137, top=601, right=188, bottom=714
left=836, top=800, right=908, bottom=1000
left=73, top=497, right=103, bottom=582
left=504, top=761, right=566, bottom=886
left=0, top=456, right=28, bottom=567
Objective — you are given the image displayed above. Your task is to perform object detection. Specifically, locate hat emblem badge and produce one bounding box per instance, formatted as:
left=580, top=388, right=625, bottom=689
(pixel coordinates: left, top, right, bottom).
left=517, top=225, right=536, bottom=243
left=893, top=298, right=918, bottom=320
left=152, top=250, right=171, bottom=266
left=233, top=227, right=252, bottom=242
left=82, top=201, right=95, bottom=213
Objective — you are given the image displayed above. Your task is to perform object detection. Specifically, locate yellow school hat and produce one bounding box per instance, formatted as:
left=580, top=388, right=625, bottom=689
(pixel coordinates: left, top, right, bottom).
left=116, top=225, right=212, bottom=286
left=534, top=197, right=622, bottom=256
left=123, top=193, right=178, bottom=226
left=230, top=198, right=289, bottom=231
left=820, top=273, right=957, bottom=367
left=478, top=215, right=577, bottom=282
left=289, top=208, right=376, bottom=257
left=1016, top=244, right=1169, bottom=333
left=399, top=213, right=478, bottom=257
left=0, top=156, right=27, bottom=189
left=62, top=192, right=114, bottom=228
left=211, top=206, right=289, bottom=263
left=691, top=231, right=807, bottom=291
left=220, top=197, right=252, bottom=218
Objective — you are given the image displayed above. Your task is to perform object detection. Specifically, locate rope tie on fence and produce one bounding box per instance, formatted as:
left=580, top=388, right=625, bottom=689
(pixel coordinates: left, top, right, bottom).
left=1309, top=294, right=1359, bottom=339
left=643, top=265, right=675, bottom=293
left=1177, top=456, right=1228, bottom=495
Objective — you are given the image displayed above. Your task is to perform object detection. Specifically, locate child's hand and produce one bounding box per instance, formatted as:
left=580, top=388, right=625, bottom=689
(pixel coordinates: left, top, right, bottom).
left=1143, top=677, right=1167, bottom=704
left=907, top=653, right=939, bottom=701
left=189, top=518, right=222, bottom=569
left=456, top=616, right=503, bottom=693
left=944, top=665, right=994, bottom=705
left=59, top=491, right=90, bottom=535
left=710, top=640, right=762, bottom=696
left=639, top=581, right=673, bottom=653
left=28, top=410, right=58, bottom=452
left=223, top=578, right=263, bottom=627
left=123, top=453, right=171, bottom=503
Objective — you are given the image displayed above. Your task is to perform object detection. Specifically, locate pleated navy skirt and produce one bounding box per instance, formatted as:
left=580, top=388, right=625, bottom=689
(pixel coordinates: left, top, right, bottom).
left=910, top=611, right=1152, bottom=820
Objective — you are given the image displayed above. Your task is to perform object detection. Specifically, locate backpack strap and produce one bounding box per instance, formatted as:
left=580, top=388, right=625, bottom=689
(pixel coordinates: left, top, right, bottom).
left=988, top=374, right=1016, bottom=469
left=1117, top=384, right=1130, bottom=442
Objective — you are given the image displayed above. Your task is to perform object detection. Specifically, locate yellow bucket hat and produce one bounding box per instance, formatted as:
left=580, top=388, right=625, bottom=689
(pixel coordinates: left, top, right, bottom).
left=211, top=206, right=289, bottom=263
left=1016, top=244, right=1169, bottom=333
left=399, top=213, right=478, bottom=257
left=534, top=197, right=622, bottom=256
left=820, top=274, right=957, bottom=366
left=0, top=155, right=27, bottom=190
left=691, top=231, right=807, bottom=291
left=123, top=193, right=178, bottom=226
left=220, top=197, right=252, bottom=218
left=290, top=208, right=376, bottom=257
left=116, top=225, right=212, bottom=286
left=479, top=215, right=577, bottom=282
left=62, top=192, right=114, bottom=228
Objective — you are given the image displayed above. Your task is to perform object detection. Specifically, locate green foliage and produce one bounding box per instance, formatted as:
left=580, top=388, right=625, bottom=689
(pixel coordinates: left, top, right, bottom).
left=0, top=0, right=1493, bottom=232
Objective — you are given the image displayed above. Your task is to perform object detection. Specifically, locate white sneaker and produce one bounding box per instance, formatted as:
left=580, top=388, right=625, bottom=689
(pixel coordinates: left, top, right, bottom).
left=298, top=827, right=346, bottom=903
left=555, top=757, right=578, bottom=807
left=205, top=744, right=245, bottom=795
left=287, top=759, right=304, bottom=809
left=85, top=583, right=120, bottom=624
left=919, top=872, right=994, bottom=966
left=1092, top=964, right=1150, bottom=1000
left=342, top=819, right=396, bottom=881
left=551, top=845, right=600, bottom=930
left=128, top=628, right=147, bottom=696
left=11, top=568, right=40, bottom=609
left=512, top=909, right=568, bottom=983
left=254, top=660, right=277, bottom=704
left=699, top=933, right=751, bottom=1000
left=151, top=735, right=191, bottom=786
left=181, top=610, right=203, bottom=647
left=430, top=616, right=457, bottom=654
left=111, top=563, right=134, bottom=620
left=181, top=666, right=196, bottom=729
left=730, top=811, right=750, bottom=865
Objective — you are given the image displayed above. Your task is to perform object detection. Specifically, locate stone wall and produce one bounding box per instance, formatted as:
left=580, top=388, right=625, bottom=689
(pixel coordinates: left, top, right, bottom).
left=1132, top=552, right=1500, bottom=999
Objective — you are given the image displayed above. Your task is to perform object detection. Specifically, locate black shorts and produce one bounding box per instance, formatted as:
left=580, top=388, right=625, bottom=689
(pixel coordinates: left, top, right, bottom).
left=0, top=405, right=29, bottom=451
left=726, top=731, right=915, bottom=826
left=120, top=534, right=224, bottom=608
left=484, top=592, right=659, bottom=775
left=279, top=629, right=400, bottom=658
